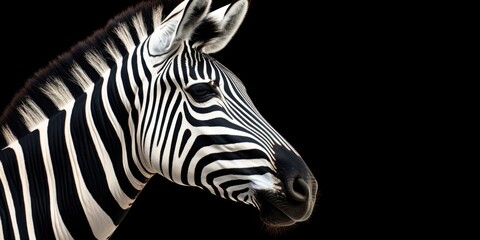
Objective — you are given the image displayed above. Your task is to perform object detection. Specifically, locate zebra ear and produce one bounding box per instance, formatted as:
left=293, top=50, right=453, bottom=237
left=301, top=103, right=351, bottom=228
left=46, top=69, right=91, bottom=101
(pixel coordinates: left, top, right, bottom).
left=195, top=0, right=249, bottom=54
left=149, top=0, right=211, bottom=56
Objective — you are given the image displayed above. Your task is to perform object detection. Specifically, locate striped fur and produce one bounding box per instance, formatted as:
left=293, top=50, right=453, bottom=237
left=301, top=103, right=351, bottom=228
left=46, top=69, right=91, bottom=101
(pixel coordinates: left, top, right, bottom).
left=0, top=0, right=318, bottom=239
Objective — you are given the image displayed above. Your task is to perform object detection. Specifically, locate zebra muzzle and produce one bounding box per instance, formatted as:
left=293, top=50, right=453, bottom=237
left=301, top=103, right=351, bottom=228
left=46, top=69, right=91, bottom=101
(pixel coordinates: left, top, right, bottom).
left=255, top=145, right=318, bottom=227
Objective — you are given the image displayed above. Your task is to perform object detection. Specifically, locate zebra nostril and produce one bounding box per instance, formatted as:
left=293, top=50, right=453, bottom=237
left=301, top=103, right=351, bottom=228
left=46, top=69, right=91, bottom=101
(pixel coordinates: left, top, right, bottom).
left=287, top=176, right=310, bottom=203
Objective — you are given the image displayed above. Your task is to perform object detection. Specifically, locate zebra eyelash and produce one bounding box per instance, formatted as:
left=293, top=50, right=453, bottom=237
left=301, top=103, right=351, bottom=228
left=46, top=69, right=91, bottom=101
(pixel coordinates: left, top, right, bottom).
left=184, top=79, right=217, bottom=88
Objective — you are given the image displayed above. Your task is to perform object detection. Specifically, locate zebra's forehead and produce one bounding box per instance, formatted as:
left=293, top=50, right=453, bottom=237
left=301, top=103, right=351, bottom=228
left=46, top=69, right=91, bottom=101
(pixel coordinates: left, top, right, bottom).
left=161, top=43, right=243, bottom=87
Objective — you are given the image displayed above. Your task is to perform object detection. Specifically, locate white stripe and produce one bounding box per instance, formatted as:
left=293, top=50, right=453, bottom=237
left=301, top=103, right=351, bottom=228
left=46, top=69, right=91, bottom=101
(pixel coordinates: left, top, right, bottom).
left=113, top=52, right=151, bottom=188
left=180, top=141, right=267, bottom=186
left=0, top=162, right=21, bottom=239
left=85, top=70, right=134, bottom=208
left=127, top=43, right=156, bottom=176
left=64, top=103, right=115, bottom=239
left=10, top=142, right=36, bottom=239
left=213, top=172, right=277, bottom=199
left=38, top=124, right=74, bottom=240
left=105, top=40, right=147, bottom=181
left=138, top=61, right=159, bottom=151
left=150, top=85, right=183, bottom=177
left=222, top=86, right=278, bottom=157
left=226, top=71, right=294, bottom=150
left=152, top=93, right=183, bottom=179
left=207, top=160, right=275, bottom=198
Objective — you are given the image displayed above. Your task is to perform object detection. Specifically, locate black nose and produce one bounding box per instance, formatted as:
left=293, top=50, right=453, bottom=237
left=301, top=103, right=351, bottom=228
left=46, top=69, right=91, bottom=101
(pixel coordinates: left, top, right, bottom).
left=275, top=145, right=317, bottom=214
left=254, top=145, right=317, bottom=227
left=286, top=175, right=310, bottom=202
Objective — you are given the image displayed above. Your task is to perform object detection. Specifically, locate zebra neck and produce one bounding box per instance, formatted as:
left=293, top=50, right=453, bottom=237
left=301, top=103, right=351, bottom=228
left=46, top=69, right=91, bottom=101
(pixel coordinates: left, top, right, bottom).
left=0, top=67, right=153, bottom=239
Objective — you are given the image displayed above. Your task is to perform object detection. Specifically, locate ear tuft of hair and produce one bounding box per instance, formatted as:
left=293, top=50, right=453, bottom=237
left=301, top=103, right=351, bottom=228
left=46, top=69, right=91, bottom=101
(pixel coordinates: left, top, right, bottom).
left=192, top=0, right=249, bottom=53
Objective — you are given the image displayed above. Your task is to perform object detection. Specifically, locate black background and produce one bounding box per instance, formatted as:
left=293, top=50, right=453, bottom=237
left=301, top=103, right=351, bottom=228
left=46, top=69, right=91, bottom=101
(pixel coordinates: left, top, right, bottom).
left=0, top=0, right=403, bottom=239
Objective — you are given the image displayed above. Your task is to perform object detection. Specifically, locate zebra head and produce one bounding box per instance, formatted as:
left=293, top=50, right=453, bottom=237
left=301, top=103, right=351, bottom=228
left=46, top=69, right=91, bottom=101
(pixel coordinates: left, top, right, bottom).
left=139, top=0, right=318, bottom=227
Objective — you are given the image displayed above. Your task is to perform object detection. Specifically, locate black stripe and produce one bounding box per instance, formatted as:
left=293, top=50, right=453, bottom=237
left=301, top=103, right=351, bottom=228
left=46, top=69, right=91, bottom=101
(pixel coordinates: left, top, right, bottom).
left=150, top=74, right=168, bottom=156
left=223, top=101, right=267, bottom=143
left=156, top=94, right=182, bottom=178
left=137, top=44, right=158, bottom=148
left=103, top=70, right=140, bottom=198
left=20, top=130, right=55, bottom=239
left=48, top=110, right=95, bottom=239
left=193, top=149, right=268, bottom=188
left=120, top=53, right=135, bottom=102
left=0, top=178, right=15, bottom=239
left=129, top=23, right=140, bottom=46
left=231, top=187, right=250, bottom=202
left=131, top=46, right=142, bottom=95
left=218, top=179, right=253, bottom=202
left=118, top=53, right=150, bottom=184
left=179, top=50, right=190, bottom=85
left=205, top=167, right=273, bottom=196
left=219, top=179, right=251, bottom=192
left=154, top=77, right=180, bottom=147
left=205, top=56, right=213, bottom=77
left=138, top=73, right=156, bottom=149
left=168, top=112, right=183, bottom=178
left=72, top=88, right=126, bottom=225
left=220, top=73, right=274, bottom=147
left=0, top=148, right=24, bottom=239
left=183, top=103, right=246, bottom=131
left=140, top=43, right=152, bottom=95
left=121, top=50, right=142, bottom=179
left=190, top=52, right=204, bottom=80
left=187, top=102, right=224, bottom=114
left=178, top=127, right=191, bottom=158
left=180, top=134, right=261, bottom=186
left=141, top=68, right=164, bottom=150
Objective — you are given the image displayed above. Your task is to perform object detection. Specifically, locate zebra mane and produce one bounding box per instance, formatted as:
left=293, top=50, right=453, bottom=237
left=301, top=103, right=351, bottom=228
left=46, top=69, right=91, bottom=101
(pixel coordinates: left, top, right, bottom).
left=0, top=0, right=221, bottom=148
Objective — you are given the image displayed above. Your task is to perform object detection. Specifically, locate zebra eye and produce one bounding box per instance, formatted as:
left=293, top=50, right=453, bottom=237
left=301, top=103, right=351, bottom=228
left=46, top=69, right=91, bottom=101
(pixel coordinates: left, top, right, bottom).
left=187, top=82, right=218, bottom=102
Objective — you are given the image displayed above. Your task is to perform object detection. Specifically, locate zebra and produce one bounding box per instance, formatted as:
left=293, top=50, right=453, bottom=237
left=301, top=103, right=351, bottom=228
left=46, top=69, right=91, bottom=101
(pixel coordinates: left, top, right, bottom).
left=0, top=0, right=318, bottom=239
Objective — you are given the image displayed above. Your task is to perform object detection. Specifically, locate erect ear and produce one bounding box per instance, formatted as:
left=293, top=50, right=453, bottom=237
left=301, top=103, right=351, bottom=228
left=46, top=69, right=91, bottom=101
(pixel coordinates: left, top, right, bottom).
left=194, top=0, right=249, bottom=54
left=149, top=0, right=211, bottom=56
